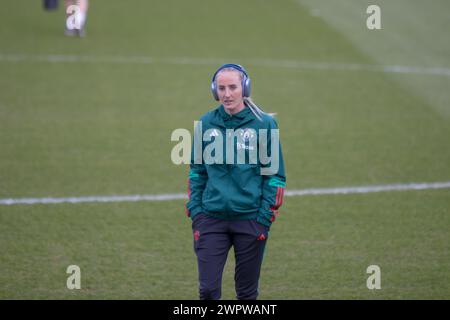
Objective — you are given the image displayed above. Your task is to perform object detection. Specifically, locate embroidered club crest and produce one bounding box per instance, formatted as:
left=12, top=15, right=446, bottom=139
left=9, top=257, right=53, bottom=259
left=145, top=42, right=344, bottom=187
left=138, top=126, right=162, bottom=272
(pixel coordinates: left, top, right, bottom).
left=240, top=128, right=255, bottom=142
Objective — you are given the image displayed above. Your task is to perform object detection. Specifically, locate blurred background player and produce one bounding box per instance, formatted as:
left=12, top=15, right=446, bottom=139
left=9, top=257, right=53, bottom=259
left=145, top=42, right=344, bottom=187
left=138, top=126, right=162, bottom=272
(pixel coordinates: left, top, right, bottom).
left=64, top=0, right=89, bottom=37
left=43, top=0, right=59, bottom=11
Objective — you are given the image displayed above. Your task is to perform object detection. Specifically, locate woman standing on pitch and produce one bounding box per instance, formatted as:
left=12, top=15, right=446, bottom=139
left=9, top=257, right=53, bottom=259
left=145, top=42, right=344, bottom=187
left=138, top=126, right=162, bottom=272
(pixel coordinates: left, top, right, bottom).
left=186, top=63, right=286, bottom=300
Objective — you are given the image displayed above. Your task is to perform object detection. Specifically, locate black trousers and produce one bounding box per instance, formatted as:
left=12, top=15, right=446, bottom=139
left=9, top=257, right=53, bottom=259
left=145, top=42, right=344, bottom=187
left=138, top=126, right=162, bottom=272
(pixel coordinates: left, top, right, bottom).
left=192, top=214, right=269, bottom=300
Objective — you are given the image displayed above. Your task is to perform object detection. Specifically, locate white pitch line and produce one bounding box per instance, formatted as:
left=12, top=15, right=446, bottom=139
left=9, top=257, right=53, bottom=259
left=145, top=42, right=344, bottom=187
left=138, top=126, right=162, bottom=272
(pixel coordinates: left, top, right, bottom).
left=284, top=181, right=450, bottom=196
left=1, top=181, right=449, bottom=206
left=1, top=53, right=450, bottom=77
left=0, top=193, right=187, bottom=206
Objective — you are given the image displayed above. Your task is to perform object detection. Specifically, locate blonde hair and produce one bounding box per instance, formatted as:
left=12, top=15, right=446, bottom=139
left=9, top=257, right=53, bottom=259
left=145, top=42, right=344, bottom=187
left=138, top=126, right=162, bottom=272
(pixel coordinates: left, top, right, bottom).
left=216, top=68, right=265, bottom=121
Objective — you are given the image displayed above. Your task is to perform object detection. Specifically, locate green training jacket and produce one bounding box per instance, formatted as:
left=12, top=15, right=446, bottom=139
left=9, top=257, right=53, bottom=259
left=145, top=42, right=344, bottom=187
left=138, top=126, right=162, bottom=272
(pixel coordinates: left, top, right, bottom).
left=186, top=105, right=286, bottom=228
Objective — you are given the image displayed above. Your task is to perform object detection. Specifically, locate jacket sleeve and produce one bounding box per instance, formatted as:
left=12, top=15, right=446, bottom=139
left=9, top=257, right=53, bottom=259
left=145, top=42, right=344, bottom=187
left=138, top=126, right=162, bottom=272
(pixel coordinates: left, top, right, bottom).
left=185, top=122, right=208, bottom=220
left=257, top=117, right=286, bottom=228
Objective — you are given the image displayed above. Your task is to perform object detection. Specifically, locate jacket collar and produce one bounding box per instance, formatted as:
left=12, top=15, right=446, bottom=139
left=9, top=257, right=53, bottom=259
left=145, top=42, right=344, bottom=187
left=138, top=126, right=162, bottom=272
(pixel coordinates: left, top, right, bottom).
left=211, top=105, right=256, bottom=128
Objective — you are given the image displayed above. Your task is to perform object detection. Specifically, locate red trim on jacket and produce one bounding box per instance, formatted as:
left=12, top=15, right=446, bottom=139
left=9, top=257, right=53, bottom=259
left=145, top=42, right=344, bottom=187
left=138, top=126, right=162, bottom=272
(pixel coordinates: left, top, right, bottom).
left=269, top=187, right=285, bottom=222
